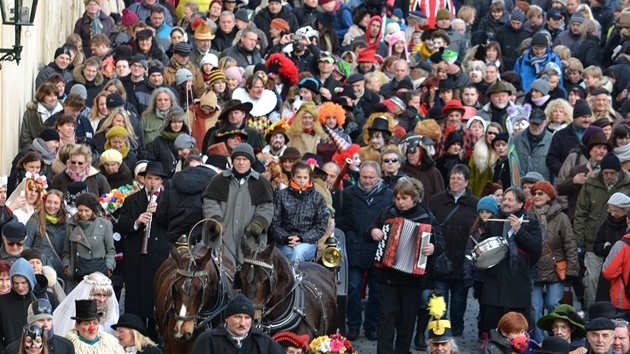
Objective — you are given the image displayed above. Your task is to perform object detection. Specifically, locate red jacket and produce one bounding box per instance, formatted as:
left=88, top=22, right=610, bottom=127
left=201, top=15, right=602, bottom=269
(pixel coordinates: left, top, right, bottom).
left=602, top=234, right=630, bottom=309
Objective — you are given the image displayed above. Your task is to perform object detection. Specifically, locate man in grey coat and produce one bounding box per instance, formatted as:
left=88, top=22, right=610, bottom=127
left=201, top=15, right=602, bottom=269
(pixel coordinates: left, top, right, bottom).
left=511, top=108, right=554, bottom=181
left=203, top=143, right=274, bottom=264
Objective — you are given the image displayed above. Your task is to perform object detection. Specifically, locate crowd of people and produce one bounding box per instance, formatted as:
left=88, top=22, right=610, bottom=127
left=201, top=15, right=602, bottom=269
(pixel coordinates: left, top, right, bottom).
left=6, top=0, right=630, bottom=353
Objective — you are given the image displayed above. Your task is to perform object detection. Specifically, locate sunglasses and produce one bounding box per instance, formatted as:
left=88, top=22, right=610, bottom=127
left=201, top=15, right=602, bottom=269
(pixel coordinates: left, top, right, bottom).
left=383, top=158, right=399, bottom=163
left=486, top=131, right=497, bottom=136
left=6, top=240, right=25, bottom=247
left=533, top=191, right=546, bottom=196
left=70, top=161, right=85, bottom=165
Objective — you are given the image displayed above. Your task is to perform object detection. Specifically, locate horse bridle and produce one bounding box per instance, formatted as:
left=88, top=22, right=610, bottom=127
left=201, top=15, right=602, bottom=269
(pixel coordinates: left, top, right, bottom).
left=242, top=257, right=275, bottom=312
left=172, top=257, right=211, bottom=325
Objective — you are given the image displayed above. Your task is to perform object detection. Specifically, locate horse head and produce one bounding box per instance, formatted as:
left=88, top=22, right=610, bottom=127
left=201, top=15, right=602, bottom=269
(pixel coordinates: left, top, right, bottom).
left=239, top=240, right=277, bottom=325
left=170, top=244, right=214, bottom=341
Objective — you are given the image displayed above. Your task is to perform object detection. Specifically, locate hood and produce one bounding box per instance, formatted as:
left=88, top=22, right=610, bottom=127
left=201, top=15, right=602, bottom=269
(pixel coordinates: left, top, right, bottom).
left=72, top=64, right=105, bottom=87
left=87, top=165, right=101, bottom=177
left=366, top=16, right=383, bottom=45
left=26, top=100, right=37, bottom=110
left=173, top=166, right=216, bottom=194
left=10, top=258, right=36, bottom=291
left=41, top=266, right=58, bottom=287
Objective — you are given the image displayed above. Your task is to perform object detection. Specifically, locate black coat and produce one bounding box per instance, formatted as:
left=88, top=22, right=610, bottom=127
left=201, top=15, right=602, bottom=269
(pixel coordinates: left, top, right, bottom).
left=594, top=214, right=628, bottom=302
left=147, top=135, right=178, bottom=179
left=545, top=124, right=581, bottom=177
left=211, top=27, right=238, bottom=53
left=331, top=187, right=356, bottom=235
left=356, top=89, right=381, bottom=120
left=480, top=208, right=542, bottom=309
left=493, top=156, right=511, bottom=190
left=115, top=188, right=169, bottom=318
left=576, top=33, right=602, bottom=69
left=293, top=5, right=319, bottom=27
left=496, top=23, right=530, bottom=70
left=155, top=165, right=217, bottom=243
left=345, top=183, right=394, bottom=269
left=372, top=201, right=446, bottom=286
left=99, top=163, right=134, bottom=190
left=189, top=325, right=285, bottom=354
left=253, top=7, right=299, bottom=42
left=4, top=335, right=75, bottom=354
left=428, top=188, right=479, bottom=280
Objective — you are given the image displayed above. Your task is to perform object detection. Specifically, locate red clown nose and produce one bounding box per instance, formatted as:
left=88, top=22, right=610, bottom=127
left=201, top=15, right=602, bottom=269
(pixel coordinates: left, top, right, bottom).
left=88, top=325, right=97, bottom=333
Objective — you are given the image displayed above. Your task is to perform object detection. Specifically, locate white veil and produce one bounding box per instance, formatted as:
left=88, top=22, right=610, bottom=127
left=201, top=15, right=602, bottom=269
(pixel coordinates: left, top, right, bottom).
left=52, top=272, right=119, bottom=337
left=6, top=178, right=33, bottom=224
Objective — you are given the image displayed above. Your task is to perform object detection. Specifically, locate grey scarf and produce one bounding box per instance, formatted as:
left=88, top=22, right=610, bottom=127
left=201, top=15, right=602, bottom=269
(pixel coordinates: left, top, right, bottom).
left=31, top=138, right=56, bottom=165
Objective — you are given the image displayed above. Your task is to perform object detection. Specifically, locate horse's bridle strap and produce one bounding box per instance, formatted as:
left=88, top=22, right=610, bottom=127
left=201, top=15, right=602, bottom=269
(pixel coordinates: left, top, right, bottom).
left=243, top=258, right=274, bottom=270
left=176, top=268, right=208, bottom=278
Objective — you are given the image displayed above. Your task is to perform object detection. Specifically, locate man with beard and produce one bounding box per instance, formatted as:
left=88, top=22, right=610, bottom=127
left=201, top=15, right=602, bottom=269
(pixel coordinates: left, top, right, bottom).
left=134, top=63, right=179, bottom=114
left=477, top=82, right=518, bottom=131
left=554, top=12, right=586, bottom=56
left=212, top=12, right=239, bottom=53
left=355, top=47, right=377, bottom=75
left=511, top=109, right=554, bottom=181
left=262, top=120, right=289, bottom=157
left=253, top=0, right=298, bottom=43
left=190, top=21, right=220, bottom=69
left=363, top=16, right=388, bottom=58
left=287, top=29, right=321, bottom=72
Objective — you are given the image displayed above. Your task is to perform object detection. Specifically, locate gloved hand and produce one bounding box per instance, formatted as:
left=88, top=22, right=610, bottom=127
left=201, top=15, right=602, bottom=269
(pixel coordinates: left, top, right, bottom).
left=209, top=218, right=225, bottom=236
left=246, top=220, right=265, bottom=237
left=63, top=266, right=68, bottom=278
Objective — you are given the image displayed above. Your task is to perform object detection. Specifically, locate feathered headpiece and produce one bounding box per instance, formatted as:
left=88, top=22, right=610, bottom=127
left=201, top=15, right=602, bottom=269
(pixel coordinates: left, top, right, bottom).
left=427, top=293, right=452, bottom=340
left=266, top=53, right=299, bottom=86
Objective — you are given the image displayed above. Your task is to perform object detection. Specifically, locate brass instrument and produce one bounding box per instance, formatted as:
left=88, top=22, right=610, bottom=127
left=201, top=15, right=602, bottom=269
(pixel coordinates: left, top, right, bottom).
left=321, top=235, right=342, bottom=268
left=141, top=188, right=158, bottom=255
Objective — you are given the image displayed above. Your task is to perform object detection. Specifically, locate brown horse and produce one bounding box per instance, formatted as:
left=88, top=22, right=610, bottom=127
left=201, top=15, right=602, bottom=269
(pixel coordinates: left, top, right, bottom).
left=238, top=240, right=338, bottom=337
left=154, top=244, right=235, bottom=354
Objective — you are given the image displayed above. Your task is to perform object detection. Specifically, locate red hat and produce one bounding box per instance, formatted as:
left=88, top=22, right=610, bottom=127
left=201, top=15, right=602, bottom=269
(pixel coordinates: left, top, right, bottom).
left=121, top=9, right=139, bottom=26
left=530, top=181, right=557, bottom=201
left=318, top=0, right=334, bottom=5
left=272, top=331, right=310, bottom=349
left=270, top=18, right=290, bottom=32
left=374, top=54, right=384, bottom=64
left=441, top=99, right=466, bottom=116
left=357, top=48, right=376, bottom=63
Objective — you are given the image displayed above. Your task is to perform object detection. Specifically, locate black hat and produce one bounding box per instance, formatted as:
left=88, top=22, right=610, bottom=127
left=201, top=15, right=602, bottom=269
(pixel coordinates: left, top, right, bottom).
left=111, top=313, right=149, bottom=336
left=429, top=47, right=444, bottom=64
left=492, top=132, right=510, bottom=147
left=231, top=143, right=256, bottom=165
left=218, top=100, right=253, bottom=121
left=573, top=99, right=591, bottom=119
left=253, top=63, right=268, bottom=74
left=437, top=78, right=456, bottom=92
left=224, top=293, right=255, bottom=318
left=397, top=79, right=414, bottom=91
left=114, top=45, right=133, bottom=63
left=138, top=161, right=170, bottom=178
left=206, top=154, right=230, bottom=170
left=533, top=336, right=570, bottom=354
left=368, top=116, right=391, bottom=133
left=235, top=9, right=249, bottom=23
left=64, top=181, right=88, bottom=207
left=173, top=42, right=191, bottom=56
left=301, top=152, right=326, bottom=175
left=297, top=78, right=320, bottom=94
left=332, top=97, right=352, bottom=111
left=337, top=85, right=356, bottom=100
left=547, top=8, right=564, bottom=20
left=444, top=128, right=463, bottom=151
left=588, top=301, right=626, bottom=320
left=2, top=221, right=26, bottom=242
left=586, top=317, right=616, bottom=331
left=106, top=93, right=125, bottom=109
left=427, top=105, right=445, bottom=121
left=531, top=32, right=548, bottom=47
left=600, top=153, right=621, bottom=171
left=592, top=88, right=610, bottom=96
left=315, top=11, right=335, bottom=29
left=529, top=108, right=546, bottom=124
left=136, top=29, right=153, bottom=39
left=39, top=129, right=60, bottom=142
left=567, top=84, right=586, bottom=99
left=76, top=193, right=100, bottom=215
left=346, top=73, right=364, bottom=84
left=55, top=46, right=71, bottom=59
left=428, top=319, right=453, bottom=343
left=131, top=54, right=148, bottom=69
left=72, top=300, right=102, bottom=320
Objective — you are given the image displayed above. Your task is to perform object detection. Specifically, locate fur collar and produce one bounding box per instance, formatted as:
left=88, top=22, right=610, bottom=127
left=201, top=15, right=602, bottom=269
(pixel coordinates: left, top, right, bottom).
left=472, top=138, right=497, bottom=174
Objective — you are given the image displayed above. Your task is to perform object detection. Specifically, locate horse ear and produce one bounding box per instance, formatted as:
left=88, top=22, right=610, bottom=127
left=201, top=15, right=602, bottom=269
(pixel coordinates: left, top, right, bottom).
left=260, top=242, right=276, bottom=260
left=170, top=244, right=182, bottom=265
left=199, top=246, right=213, bottom=266
left=241, top=238, right=253, bottom=258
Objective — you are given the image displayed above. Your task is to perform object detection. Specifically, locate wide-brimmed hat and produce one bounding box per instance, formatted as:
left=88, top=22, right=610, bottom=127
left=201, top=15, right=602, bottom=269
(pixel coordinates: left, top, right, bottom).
left=265, top=118, right=290, bottom=144
left=302, top=152, right=327, bottom=175
left=72, top=300, right=102, bottom=321
left=536, top=304, right=587, bottom=338
left=138, top=161, right=169, bottom=178
left=588, top=301, right=627, bottom=320
left=218, top=100, right=253, bottom=121
left=280, top=147, right=302, bottom=160
left=618, top=9, right=630, bottom=28
left=441, top=99, right=466, bottom=116
left=216, top=126, right=248, bottom=142
left=111, top=313, right=149, bottom=337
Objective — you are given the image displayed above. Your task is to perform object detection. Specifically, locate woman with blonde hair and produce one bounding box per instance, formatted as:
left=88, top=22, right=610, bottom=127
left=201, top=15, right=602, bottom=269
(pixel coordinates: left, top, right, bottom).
left=88, top=91, right=110, bottom=132
left=94, top=108, right=140, bottom=154
left=576, top=3, right=593, bottom=20
left=286, top=102, right=326, bottom=155
left=111, top=314, right=162, bottom=353
left=468, top=122, right=502, bottom=197
left=66, top=33, right=85, bottom=69
left=6, top=174, right=46, bottom=224
left=218, top=56, right=238, bottom=72
left=544, top=99, right=573, bottom=133
left=51, top=144, right=111, bottom=197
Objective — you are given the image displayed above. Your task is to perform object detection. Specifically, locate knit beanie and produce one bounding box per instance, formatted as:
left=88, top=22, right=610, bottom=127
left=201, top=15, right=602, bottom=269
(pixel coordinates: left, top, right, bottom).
left=200, top=53, right=219, bottom=68
left=231, top=143, right=255, bottom=165
left=608, top=192, right=630, bottom=210
left=208, top=70, right=227, bottom=87
left=531, top=32, right=548, bottom=47
left=530, top=75, right=550, bottom=96
left=174, top=134, right=196, bottom=150
left=477, top=196, right=498, bottom=214
left=39, top=129, right=60, bottom=142
left=70, top=84, right=88, bottom=100
left=318, top=0, right=334, bottom=6
left=581, top=126, right=604, bottom=146
left=224, top=294, right=255, bottom=318
left=570, top=11, right=585, bottom=24
left=106, top=126, right=129, bottom=140
left=75, top=193, right=99, bottom=214
left=224, top=67, right=244, bottom=82
left=511, top=8, right=525, bottom=22
left=148, top=65, right=164, bottom=76
left=601, top=153, right=621, bottom=171
left=270, top=18, right=290, bottom=32
left=21, top=248, right=43, bottom=263
left=54, top=47, right=71, bottom=59
left=573, top=99, right=592, bottom=119
left=106, top=93, right=125, bottom=109
left=100, top=149, right=123, bottom=165
left=531, top=181, right=557, bottom=201
left=436, top=8, right=451, bottom=21
left=121, top=8, right=139, bottom=26
left=176, top=68, right=193, bottom=85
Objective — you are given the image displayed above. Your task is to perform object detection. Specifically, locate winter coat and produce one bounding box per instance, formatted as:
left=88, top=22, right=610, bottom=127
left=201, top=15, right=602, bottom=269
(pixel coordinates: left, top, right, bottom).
left=211, top=27, right=238, bottom=53
left=19, top=100, right=64, bottom=150
left=189, top=325, right=285, bottom=354
left=494, top=156, right=511, bottom=191
left=496, top=23, right=530, bottom=70
left=127, top=1, right=173, bottom=27
left=163, top=63, right=205, bottom=97
left=269, top=183, right=329, bottom=244
left=99, top=163, right=133, bottom=189
left=553, top=29, right=584, bottom=56
left=468, top=140, right=498, bottom=197
left=480, top=207, right=542, bottom=308
left=574, top=170, right=630, bottom=252
left=65, top=65, right=106, bottom=108
left=527, top=203, right=579, bottom=283
left=428, top=187, right=479, bottom=280
left=592, top=4, right=614, bottom=45
left=594, top=213, right=628, bottom=302
left=477, top=100, right=518, bottom=132
left=482, top=329, right=513, bottom=354
left=73, top=11, right=115, bottom=58
left=155, top=165, right=217, bottom=243
left=219, top=44, right=263, bottom=69
left=372, top=201, right=446, bottom=286
left=345, top=182, right=393, bottom=270
left=147, top=134, right=179, bottom=179
left=478, top=12, right=509, bottom=38
left=511, top=129, right=553, bottom=181
left=333, top=2, right=353, bottom=39
left=0, top=272, right=59, bottom=351
left=513, top=48, right=563, bottom=92
left=62, top=216, right=116, bottom=273
left=4, top=334, right=75, bottom=354
left=253, top=6, right=299, bottom=40
left=43, top=110, right=94, bottom=140
left=115, top=187, right=170, bottom=318
left=399, top=163, right=445, bottom=203
left=293, top=4, right=319, bottom=27
left=51, top=166, right=111, bottom=197
left=546, top=123, right=582, bottom=177
left=24, top=217, right=67, bottom=275
left=35, top=62, right=73, bottom=89
left=202, top=170, right=274, bottom=264
left=602, top=234, right=630, bottom=310
left=576, top=33, right=603, bottom=69
left=556, top=158, right=589, bottom=219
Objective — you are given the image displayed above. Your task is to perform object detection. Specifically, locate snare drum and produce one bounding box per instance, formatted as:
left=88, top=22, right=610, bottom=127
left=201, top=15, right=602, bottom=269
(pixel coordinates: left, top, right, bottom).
left=466, top=236, right=508, bottom=269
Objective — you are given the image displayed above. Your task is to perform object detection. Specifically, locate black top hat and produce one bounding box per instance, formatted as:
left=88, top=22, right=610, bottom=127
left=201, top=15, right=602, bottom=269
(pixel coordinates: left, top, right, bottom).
left=111, top=313, right=149, bottom=337
left=218, top=100, right=254, bottom=121
left=301, top=152, right=327, bottom=176
left=315, top=11, right=335, bottom=29
left=533, top=336, right=570, bottom=354
left=138, top=161, right=170, bottom=178
left=587, top=301, right=626, bottom=320
left=368, top=116, right=391, bottom=133
left=437, top=78, right=456, bottom=92
left=72, top=300, right=102, bottom=321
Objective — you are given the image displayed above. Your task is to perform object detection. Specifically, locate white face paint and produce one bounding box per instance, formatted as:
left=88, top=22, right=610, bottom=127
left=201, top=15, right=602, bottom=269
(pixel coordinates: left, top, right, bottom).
left=174, top=304, right=188, bottom=338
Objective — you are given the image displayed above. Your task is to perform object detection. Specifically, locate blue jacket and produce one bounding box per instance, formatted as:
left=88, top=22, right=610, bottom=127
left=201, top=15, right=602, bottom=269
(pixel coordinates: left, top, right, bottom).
left=44, top=111, right=94, bottom=140
left=513, top=47, right=563, bottom=92
left=333, top=3, right=353, bottom=39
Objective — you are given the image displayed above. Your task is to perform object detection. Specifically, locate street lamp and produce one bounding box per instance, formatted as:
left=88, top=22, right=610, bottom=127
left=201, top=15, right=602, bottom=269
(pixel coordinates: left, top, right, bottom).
left=0, top=0, right=38, bottom=66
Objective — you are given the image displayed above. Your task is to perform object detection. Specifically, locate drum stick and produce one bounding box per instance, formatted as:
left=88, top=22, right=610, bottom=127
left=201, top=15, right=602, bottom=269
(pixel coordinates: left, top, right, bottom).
left=469, top=235, right=479, bottom=245
left=483, top=218, right=530, bottom=223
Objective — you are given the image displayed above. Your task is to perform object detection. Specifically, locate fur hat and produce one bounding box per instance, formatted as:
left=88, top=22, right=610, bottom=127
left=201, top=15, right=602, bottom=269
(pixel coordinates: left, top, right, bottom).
left=100, top=149, right=123, bottom=165
left=444, top=125, right=463, bottom=152
left=481, top=181, right=503, bottom=197
left=531, top=181, right=557, bottom=201
left=414, top=119, right=442, bottom=142
left=194, top=21, right=215, bottom=40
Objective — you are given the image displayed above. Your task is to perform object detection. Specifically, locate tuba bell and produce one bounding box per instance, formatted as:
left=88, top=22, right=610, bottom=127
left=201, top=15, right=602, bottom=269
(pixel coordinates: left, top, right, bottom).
left=321, top=235, right=342, bottom=268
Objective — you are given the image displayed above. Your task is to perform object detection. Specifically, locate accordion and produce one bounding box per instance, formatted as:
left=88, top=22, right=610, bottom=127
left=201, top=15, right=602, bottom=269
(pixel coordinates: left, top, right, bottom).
left=374, top=217, right=432, bottom=275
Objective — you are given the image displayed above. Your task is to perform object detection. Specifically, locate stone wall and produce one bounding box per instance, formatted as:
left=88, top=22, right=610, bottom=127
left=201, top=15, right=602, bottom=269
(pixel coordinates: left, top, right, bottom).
left=0, top=1, right=84, bottom=174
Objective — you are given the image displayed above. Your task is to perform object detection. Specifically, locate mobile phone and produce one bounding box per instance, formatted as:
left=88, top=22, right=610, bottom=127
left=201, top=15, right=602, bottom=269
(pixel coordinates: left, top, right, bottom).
left=20, top=191, right=25, bottom=197
left=292, top=34, right=301, bottom=41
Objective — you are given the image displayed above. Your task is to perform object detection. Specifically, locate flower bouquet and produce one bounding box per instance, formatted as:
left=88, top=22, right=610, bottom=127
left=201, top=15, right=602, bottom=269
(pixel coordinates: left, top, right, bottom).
left=98, top=185, right=134, bottom=215
left=308, top=333, right=356, bottom=354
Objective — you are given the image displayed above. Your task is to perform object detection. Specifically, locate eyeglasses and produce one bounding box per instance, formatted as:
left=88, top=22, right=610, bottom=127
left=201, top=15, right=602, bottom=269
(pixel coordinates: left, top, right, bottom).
left=608, top=208, right=626, bottom=216
left=70, top=161, right=85, bottom=165
left=383, top=158, right=399, bottom=163
left=6, top=240, right=25, bottom=247
left=614, top=319, right=629, bottom=327
left=533, top=191, right=546, bottom=196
